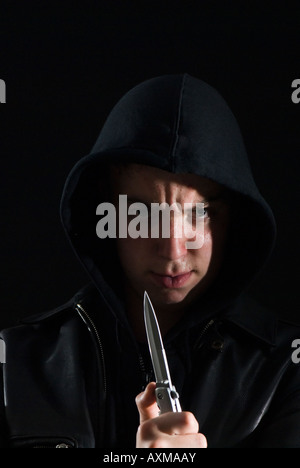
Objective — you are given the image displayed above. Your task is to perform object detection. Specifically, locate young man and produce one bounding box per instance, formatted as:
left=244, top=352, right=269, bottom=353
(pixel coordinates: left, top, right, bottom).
left=1, top=74, right=300, bottom=448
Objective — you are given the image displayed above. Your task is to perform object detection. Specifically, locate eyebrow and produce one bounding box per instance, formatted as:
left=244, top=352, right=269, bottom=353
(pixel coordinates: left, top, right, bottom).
left=200, top=195, right=225, bottom=205
left=126, top=194, right=227, bottom=207
left=200, top=189, right=231, bottom=204
left=126, top=197, right=152, bottom=207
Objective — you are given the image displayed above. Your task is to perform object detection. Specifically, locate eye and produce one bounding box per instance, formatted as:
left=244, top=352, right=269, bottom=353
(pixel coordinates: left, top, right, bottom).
left=183, top=205, right=208, bottom=225
left=192, top=205, right=209, bottom=219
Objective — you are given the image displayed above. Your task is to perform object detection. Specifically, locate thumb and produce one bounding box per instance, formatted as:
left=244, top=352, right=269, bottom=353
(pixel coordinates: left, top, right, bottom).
left=135, top=381, right=160, bottom=423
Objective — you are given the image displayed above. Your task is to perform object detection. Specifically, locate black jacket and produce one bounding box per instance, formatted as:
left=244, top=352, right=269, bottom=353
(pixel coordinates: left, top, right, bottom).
left=1, top=74, right=300, bottom=448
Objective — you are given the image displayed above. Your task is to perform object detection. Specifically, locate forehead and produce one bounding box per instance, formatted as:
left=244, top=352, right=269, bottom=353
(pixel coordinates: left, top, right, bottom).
left=110, top=163, right=223, bottom=198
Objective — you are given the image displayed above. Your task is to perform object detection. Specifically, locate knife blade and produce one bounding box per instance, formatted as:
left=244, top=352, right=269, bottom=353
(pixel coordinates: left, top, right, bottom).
left=143, top=290, right=181, bottom=414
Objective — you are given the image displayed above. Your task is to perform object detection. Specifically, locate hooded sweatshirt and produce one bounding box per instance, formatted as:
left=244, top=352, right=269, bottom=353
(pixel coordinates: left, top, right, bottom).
left=61, top=73, right=276, bottom=318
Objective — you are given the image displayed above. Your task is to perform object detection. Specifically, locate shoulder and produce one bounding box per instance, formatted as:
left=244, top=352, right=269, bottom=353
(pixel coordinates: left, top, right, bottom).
left=224, top=293, right=300, bottom=348
left=0, top=283, right=101, bottom=341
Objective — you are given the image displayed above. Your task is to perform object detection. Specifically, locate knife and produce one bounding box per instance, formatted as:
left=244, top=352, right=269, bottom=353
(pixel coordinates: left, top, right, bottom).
left=143, top=290, right=182, bottom=414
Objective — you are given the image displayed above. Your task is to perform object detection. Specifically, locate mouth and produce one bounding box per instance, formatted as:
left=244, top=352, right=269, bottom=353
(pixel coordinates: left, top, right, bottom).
left=150, top=271, right=193, bottom=289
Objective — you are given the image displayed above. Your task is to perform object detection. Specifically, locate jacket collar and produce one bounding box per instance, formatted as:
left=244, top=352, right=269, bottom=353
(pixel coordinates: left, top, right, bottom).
left=19, top=285, right=277, bottom=347
left=224, top=294, right=277, bottom=346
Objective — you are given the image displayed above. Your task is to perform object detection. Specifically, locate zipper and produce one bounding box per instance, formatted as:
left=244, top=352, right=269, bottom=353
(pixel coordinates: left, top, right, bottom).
left=139, top=319, right=216, bottom=389
left=138, top=353, right=154, bottom=390
left=193, top=319, right=215, bottom=350
left=10, top=436, right=76, bottom=448
left=34, top=443, right=71, bottom=448
left=75, top=303, right=107, bottom=395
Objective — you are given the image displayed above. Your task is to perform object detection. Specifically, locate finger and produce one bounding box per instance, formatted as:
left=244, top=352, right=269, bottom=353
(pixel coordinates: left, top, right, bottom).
left=170, top=432, right=207, bottom=448
left=149, top=411, right=200, bottom=436
left=152, top=432, right=208, bottom=449
left=135, top=382, right=160, bottom=423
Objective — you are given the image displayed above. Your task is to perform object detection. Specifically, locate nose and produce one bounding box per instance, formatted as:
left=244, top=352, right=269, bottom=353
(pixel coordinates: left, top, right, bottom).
left=155, top=215, right=188, bottom=260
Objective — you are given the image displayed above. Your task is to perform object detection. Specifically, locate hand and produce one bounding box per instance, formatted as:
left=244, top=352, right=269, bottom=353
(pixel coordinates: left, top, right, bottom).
left=135, top=382, right=207, bottom=448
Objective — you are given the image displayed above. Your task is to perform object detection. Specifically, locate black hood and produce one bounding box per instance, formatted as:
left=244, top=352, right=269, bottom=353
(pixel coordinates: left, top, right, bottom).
left=60, top=74, right=276, bottom=331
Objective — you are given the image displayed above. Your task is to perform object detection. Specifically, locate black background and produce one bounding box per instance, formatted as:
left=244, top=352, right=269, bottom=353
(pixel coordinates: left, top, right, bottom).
left=1, top=1, right=299, bottom=329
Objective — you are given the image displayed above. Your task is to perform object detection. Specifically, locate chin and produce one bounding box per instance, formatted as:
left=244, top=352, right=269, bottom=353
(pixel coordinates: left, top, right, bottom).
left=149, top=287, right=192, bottom=307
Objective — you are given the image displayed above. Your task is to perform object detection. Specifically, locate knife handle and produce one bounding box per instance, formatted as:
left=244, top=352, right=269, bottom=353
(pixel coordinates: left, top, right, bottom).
left=155, top=385, right=182, bottom=414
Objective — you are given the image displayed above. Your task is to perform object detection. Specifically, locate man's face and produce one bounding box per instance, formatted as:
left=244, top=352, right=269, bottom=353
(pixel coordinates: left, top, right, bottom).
left=110, top=164, right=230, bottom=311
